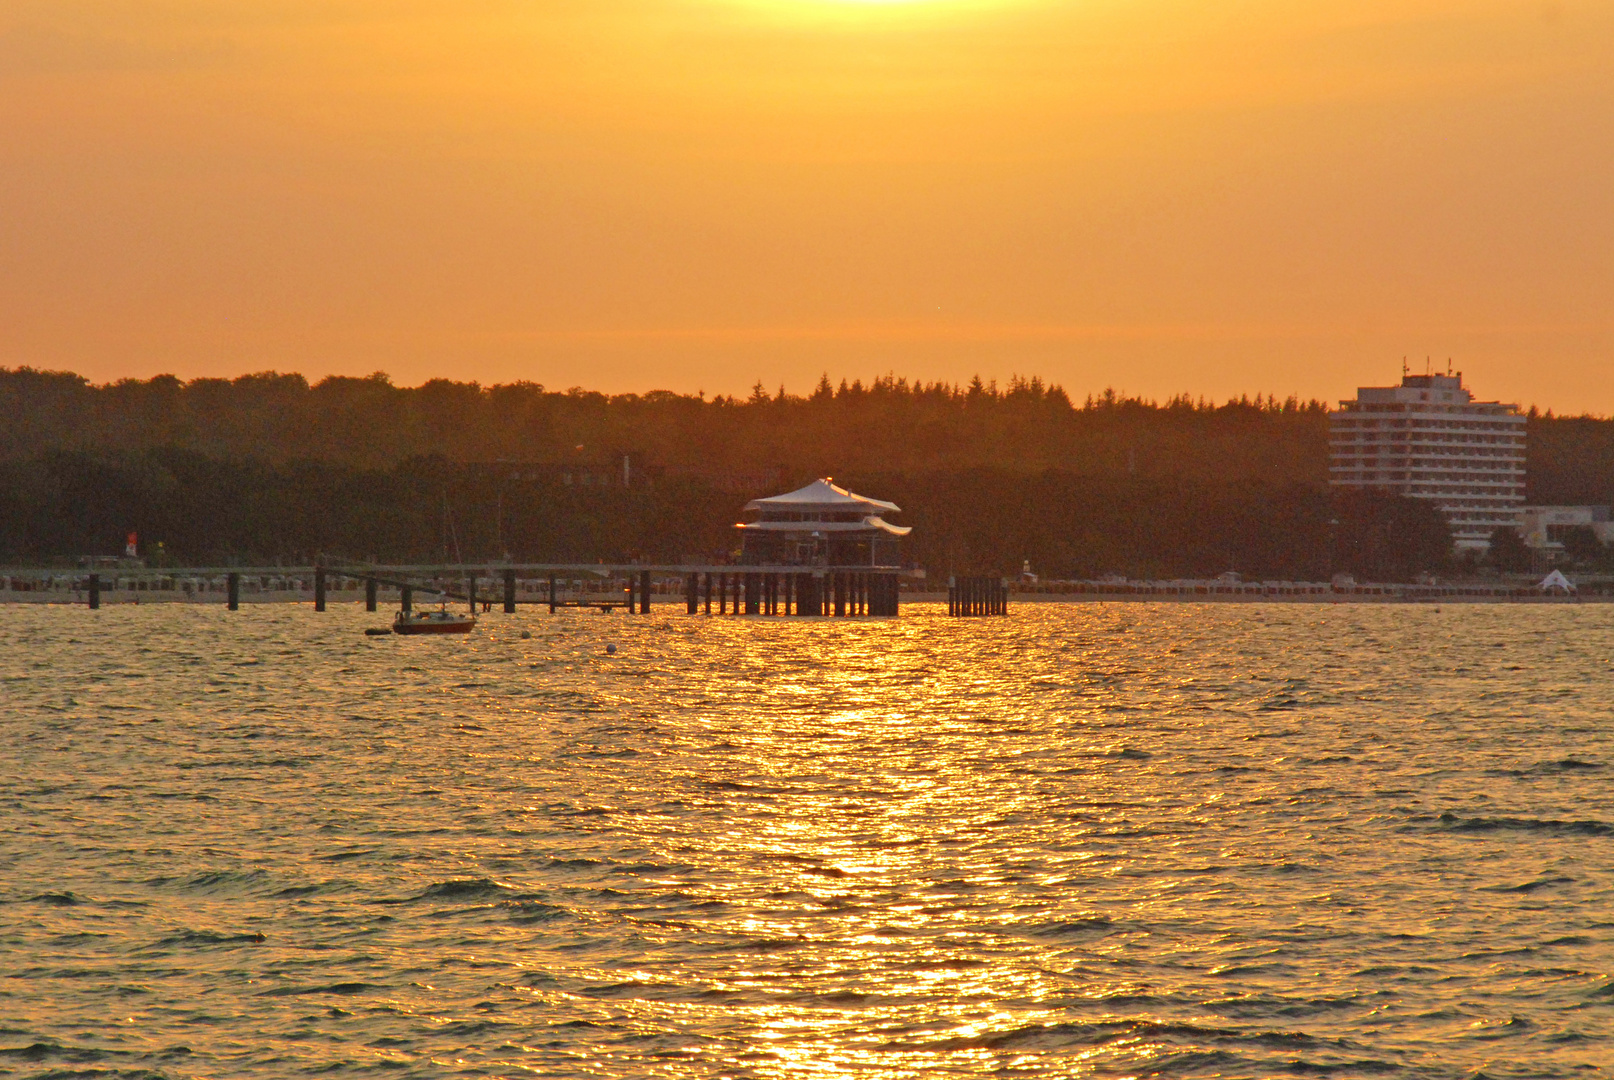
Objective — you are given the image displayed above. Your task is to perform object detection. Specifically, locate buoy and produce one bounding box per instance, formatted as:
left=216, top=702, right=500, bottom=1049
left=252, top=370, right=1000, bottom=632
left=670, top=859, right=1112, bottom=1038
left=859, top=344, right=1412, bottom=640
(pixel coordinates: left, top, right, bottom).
left=519, top=630, right=531, bottom=639
left=365, top=627, right=392, bottom=636
left=605, top=643, right=617, bottom=655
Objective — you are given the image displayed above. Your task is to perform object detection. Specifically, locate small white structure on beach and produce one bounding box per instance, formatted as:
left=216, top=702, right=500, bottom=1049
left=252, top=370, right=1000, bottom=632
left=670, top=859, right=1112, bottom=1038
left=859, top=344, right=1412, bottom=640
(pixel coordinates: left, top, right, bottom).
left=1539, top=570, right=1576, bottom=594
left=737, top=478, right=910, bottom=568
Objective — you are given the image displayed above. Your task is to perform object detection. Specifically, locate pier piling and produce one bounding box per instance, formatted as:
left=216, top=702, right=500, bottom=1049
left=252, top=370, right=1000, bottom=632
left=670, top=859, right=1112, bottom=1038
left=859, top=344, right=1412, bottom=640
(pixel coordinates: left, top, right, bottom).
left=227, top=573, right=240, bottom=611
left=365, top=577, right=377, bottom=612
left=314, top=567, right=327, bottom=612
left=504, top=569, right=517, bottom=613
left=640, top=570, right=652, bottom=614
left=88, top=573, right=100, bottom=609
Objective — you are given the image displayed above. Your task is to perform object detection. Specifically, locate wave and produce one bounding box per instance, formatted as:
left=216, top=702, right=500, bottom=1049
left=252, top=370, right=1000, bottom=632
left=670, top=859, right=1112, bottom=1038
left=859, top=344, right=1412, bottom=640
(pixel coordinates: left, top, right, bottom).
left=417, top=878, right=513, bottom=900
left=1428, top=813, right=1614, bottom=836
left=876, top=1018, right=1320, bottom=1053
left=1023, top=916, right=1115, bottom=939
left=1480, top=875, right=1576, bottom=893
left=148, top=930, right=267, bottom=947
left=257, top=981, right=382, bottom=997
left=1488, top=758, right=1605, bottom=778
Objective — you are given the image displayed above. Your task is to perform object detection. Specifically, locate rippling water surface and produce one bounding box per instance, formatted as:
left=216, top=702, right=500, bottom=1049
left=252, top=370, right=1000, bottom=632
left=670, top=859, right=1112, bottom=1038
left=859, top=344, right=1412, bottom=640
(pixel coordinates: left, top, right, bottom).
left=3, top=602, right=1613, bottom=1078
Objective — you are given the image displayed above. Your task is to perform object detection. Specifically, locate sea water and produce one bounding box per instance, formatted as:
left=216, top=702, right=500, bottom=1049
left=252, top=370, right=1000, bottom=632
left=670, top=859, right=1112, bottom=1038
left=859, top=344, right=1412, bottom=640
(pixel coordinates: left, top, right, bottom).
left=2, top=603, right=1611, bottom=1077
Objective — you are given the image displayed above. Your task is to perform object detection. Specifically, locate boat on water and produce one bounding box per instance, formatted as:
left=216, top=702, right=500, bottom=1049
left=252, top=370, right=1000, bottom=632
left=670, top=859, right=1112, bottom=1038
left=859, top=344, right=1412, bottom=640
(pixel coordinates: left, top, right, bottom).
left=392, top=609, right=476, bottom=635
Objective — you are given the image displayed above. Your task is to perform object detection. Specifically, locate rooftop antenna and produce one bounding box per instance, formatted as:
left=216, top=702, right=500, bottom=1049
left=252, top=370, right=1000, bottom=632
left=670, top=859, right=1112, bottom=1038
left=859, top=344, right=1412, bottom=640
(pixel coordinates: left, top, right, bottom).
left=1425, top=356, right=1431, bottom=376
left=1447, top=358, right=1453, bottom=376
left=1402, top=356, right=1409, bottom=378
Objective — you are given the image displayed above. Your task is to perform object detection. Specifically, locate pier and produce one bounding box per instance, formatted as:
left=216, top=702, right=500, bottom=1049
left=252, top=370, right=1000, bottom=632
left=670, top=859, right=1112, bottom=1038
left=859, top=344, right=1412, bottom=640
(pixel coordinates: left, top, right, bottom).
left=9, top=562, right=904, bottom=617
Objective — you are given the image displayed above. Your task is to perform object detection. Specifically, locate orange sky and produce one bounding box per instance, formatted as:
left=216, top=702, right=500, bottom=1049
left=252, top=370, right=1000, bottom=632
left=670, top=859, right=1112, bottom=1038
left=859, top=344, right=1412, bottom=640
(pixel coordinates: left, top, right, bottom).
left=3, top=0, right=1611, bottom=411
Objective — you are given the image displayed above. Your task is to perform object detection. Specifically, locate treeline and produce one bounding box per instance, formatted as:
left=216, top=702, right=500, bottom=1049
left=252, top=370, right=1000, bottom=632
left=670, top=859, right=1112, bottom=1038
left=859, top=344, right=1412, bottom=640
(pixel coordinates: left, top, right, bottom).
left=6, top=366, right=1609, bottom=502
left=0, top=368, right=1328, bottom=483
left=6, top=367, right=1611, bottom=579
left=1, top=449, right=1451, bottom=581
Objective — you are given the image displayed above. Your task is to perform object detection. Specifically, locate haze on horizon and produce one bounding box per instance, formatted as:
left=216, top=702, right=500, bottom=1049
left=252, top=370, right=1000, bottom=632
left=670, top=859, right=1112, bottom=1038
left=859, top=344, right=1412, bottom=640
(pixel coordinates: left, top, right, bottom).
left=3, top=0, right=1611, bottom=413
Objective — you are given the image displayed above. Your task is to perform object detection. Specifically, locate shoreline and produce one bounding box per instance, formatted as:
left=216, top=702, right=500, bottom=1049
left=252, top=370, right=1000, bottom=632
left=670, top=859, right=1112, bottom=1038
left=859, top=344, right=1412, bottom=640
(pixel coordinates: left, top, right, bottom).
left=1, top=592, right=1598, bottom=607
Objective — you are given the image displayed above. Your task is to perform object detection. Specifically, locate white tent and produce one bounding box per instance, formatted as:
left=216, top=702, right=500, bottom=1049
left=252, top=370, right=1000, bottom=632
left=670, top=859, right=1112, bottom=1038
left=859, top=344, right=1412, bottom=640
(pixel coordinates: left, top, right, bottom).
left=744, top=478, right=900, bottom=515
left=1539, top=569, right=1576, bottom=593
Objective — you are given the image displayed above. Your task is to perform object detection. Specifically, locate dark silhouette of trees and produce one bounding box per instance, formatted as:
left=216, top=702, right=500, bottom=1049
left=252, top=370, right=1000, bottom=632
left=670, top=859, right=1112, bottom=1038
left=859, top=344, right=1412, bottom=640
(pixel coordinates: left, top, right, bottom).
left=24, top=364, right=1608, bottom=581
left=1486, top=526, right=1532, bottom=572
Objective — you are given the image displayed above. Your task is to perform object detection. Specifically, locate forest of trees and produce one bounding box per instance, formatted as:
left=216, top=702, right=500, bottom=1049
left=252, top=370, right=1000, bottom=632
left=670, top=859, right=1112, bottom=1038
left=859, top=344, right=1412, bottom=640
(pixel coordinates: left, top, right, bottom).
left=3, top=367, right=1609, bottom=580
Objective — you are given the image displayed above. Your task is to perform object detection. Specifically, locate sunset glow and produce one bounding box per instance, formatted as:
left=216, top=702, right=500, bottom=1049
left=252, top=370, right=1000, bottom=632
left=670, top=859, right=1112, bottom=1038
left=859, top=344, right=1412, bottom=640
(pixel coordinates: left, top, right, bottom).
left=1, top=0, right=1610, bottom=409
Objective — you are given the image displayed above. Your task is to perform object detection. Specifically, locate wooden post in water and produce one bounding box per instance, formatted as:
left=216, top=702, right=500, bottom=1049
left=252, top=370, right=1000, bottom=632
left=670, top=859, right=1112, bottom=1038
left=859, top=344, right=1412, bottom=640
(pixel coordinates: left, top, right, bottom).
left=686, top=573, right=699, bottom=614
left=401, top=585, right=413, bottom=613
left=548, top=573, right=557, bottom=613
left=88, top=573, right=100, bottom=609
left=227, top=572, right=240, bottom=611
left=365, top=577, right=377, bottom=612
left=314, top=567, right=327, bottom=612
left=467, top=574, right=477, bottom=614
left=784, top=573, right=794, bottom=615
left=744, top=572, right=760, bottom=615
left=704, top=572, right=713, bottom=615
left=503, top=569, right=517, bottom=613
left=640, top=570, right=652, bottom=614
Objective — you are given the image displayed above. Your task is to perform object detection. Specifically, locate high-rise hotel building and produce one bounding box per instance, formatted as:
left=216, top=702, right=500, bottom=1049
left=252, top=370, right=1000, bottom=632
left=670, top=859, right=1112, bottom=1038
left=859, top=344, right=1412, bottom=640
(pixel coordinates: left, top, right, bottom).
left=1329, top=373, right=1526, bottom=549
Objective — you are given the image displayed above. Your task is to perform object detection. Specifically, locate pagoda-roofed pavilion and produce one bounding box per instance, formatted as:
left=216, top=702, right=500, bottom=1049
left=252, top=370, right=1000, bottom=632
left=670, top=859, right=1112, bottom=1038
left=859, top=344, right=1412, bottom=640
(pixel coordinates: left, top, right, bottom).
left=737, top=478, right=909, bottom=568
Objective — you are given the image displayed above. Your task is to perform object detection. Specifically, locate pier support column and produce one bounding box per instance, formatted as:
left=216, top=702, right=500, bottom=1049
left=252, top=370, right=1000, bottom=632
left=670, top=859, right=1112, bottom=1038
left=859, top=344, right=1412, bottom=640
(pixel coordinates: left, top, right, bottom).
left=88, top=573, right=100, bottom=610
left=832, top=572, right=845, bottom=617
left=704, top=572, right=713, bottom=615
left=467, top=575, right=477, bottom=614
left=548, top=574, right=557, bottom=614
left=314, top=567, right=327, bottom=612
left=784, top=573, right=793, bottom=615
left=227, top=573, right=240, bottom=611
left=366, top=577, right=377, bottom=612
left=640, top=570, right=652, bottom=614
left=504, top=569, right=517, bottom=613
left=401, top=585, right=413, bottom=613
left=686, top=573, right=699, bottom=614
left=744, top=572, right=760, bottom=615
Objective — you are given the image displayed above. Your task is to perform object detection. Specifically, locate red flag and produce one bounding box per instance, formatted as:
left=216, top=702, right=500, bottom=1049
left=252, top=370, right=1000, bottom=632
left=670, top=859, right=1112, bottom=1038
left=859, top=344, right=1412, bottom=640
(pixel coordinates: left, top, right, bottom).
left=125, top=532, right=138, bottom=558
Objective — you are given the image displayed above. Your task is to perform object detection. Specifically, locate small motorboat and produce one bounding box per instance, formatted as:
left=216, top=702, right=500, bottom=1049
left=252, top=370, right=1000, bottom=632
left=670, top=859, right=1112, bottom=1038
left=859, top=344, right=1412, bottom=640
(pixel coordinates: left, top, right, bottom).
left=392, top=609, right=476, bottom=635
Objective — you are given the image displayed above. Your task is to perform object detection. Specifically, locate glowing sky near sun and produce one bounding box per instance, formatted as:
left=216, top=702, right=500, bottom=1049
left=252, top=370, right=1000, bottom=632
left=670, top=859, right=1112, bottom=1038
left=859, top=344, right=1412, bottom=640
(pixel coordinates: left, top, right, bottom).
left=2, top=0, right=1610, bottom=409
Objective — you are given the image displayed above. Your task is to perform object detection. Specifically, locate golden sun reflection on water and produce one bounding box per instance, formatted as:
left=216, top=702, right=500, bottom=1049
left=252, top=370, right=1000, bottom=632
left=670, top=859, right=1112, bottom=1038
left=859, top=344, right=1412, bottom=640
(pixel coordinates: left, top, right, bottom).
left=4, top=603, right=1614, bottom=1075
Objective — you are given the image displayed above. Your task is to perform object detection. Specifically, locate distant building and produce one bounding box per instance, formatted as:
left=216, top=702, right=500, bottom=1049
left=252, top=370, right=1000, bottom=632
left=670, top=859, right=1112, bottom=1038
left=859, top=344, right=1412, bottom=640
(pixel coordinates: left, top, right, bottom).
left=737, top=479, right=910, bottom=567
left=1517, top=506, right=1614, bottom=555
left=1329, top=372, right=1526, bottom=550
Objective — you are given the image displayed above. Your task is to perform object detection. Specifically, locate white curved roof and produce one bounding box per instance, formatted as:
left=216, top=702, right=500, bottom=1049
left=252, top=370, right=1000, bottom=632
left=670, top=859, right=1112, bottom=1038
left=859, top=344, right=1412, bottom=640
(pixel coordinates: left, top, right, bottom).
left=743, top=478, right=900, bottom=514
left=737, top=516, right=911, bottom=536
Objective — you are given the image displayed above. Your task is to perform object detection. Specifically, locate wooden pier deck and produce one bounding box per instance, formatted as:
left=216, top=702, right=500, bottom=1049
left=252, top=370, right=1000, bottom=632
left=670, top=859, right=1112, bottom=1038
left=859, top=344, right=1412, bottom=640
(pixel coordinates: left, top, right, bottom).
left=2, top=562, right=905, bottom=617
